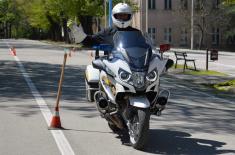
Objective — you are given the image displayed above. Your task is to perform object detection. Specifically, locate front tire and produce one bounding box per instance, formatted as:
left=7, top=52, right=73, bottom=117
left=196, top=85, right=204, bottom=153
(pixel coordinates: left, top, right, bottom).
left=129, top=108, right=150, bottom=150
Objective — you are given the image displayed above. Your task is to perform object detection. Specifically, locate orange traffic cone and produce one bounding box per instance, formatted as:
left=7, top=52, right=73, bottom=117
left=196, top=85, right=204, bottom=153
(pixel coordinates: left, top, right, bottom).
left=49, top=53, right=67, bottom=130
left=49, top=107, right=63, bottom=129
left=10, top=47, right=16, bottom=56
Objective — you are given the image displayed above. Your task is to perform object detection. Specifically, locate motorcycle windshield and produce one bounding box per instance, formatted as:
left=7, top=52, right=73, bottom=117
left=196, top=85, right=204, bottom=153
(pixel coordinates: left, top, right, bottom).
left=113, top=31, right=151, bottom=71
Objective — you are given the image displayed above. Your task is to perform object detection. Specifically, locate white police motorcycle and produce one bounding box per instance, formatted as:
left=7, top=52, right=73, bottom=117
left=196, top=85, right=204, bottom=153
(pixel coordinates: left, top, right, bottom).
left=85, top=31, right=170, bottom=150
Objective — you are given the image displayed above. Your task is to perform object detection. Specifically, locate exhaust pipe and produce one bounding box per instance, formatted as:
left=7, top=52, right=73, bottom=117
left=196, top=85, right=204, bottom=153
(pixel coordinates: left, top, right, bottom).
left=97, top=97, right=108, bottom=109
left=94, top=92, right=109, bottom=112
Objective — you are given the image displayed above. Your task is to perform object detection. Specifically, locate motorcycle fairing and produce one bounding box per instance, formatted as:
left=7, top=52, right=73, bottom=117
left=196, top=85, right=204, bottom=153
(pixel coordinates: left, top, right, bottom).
left=113, top=31, right=152, bottom=71
left=103, top=59, right=136, bottom=93
left=148, top=54, right=168, bottom=76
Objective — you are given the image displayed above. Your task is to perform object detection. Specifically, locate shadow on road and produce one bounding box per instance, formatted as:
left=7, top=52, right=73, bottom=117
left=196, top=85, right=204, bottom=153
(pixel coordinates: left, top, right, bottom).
left=1, top=60, right=235, bottom=152
left=0, top=60, right=86, bottom=101
left=144, top=129, right=235, bottom=155
left=60, top=128, right=112, bottom=134
left=1, top=60, right=235, bottom=133
left=0, top=60, right=87, bottom=117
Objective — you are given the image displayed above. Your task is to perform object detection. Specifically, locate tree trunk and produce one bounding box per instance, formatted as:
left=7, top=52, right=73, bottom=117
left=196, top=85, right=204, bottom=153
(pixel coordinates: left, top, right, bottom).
left=7, top=23, right=10, bottom=38
left=196, top=24, right=204, bottom=50
left=4, top=22, right=7, bottom=38
left=79, top=16, right=94, bottom=35
left=46, top=14, right=62, bottom=41
left=55, top=25, right=62, bottom=41
left=199, top=17, right=206, bottom=49
left=62, top=18, right=69, bottom=43
left=199, top=29, right=204, bottom=49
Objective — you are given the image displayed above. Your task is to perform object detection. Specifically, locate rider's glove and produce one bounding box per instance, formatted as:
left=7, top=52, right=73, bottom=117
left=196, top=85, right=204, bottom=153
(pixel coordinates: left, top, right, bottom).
left=67, top=19, right=87, bottom=43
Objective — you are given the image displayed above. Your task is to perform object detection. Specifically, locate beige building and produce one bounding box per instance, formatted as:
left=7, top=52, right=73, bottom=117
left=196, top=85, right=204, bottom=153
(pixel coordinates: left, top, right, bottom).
left=132, top=0, right=226, bottom=49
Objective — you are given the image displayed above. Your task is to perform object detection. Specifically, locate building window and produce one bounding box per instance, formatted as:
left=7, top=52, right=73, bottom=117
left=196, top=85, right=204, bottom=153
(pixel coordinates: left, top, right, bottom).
left=212, top=27, right=219, bottom=45
left=164, top=28, right=172, bottom=43
left=164, top=0, right=172, bottom=10
left=148, top=27, right=156, bottom=41
left=148, top=0, right=156, bottom=9
left=180, top=28, right=188, bottom=46
left=180, top=0, right=188, bottom=10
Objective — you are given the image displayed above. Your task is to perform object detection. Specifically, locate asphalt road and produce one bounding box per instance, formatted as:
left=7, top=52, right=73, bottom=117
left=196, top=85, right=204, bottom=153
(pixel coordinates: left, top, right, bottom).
left=0, top=39, right=235, bottom=155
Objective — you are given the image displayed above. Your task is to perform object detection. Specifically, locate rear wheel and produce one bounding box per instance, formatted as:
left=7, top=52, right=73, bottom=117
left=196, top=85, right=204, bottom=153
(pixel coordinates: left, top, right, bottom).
left=129, top=108, right=150, bottom=150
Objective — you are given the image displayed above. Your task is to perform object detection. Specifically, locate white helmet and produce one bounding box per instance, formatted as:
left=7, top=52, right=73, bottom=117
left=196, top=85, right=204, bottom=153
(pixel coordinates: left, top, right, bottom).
left=112, top=3, right=133, bottom=28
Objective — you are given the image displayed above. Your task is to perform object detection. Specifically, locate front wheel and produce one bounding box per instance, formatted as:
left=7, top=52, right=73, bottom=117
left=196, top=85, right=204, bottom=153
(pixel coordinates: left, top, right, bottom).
left=129, top=108, right=150, bottom=150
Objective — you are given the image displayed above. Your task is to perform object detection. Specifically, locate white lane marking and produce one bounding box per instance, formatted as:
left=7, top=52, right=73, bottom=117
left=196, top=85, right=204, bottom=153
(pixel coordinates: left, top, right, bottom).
left=162, top=78, right=234, bottom=105
left=4, top=40, right=75, bottom=155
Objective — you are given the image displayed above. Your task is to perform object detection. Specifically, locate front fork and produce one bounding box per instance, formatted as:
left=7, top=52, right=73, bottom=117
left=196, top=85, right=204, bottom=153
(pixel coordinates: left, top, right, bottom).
left=124, top=89, right=170, bottom=121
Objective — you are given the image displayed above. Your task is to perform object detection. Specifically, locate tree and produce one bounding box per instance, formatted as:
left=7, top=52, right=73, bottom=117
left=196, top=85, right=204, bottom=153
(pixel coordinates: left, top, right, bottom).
left=0, top=0, right=19, bottom=38
left=16, top=0, right=104, bottom=41
left=0, top=0, right=138, bottom=41
left=222, top=0, right=235, bottom=47
left=112, top=0, right=138, bottom=12
left=178, top=0, right=230, bottom=49
left=16, top=0, right=68, bottom=41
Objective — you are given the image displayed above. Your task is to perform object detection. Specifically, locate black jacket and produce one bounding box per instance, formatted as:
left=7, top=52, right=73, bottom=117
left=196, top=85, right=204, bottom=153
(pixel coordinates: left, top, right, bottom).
left=82, top=26, right=140, bottom=47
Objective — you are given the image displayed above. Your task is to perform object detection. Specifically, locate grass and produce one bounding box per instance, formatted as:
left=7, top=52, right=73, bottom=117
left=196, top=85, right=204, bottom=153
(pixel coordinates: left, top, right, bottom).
left=184, top=70, right=228, bottom=76
left=212, top=79, right=235, bottom=91
left=174, top=64, right=228, bottom=76
left=174, top=64, right=235, bottom=93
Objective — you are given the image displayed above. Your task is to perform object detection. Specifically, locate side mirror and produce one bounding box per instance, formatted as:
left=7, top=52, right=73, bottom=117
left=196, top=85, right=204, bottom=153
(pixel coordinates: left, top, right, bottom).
left=165, top=59, right=174, bottom=71
left=92, top=59, right=105, bottom=71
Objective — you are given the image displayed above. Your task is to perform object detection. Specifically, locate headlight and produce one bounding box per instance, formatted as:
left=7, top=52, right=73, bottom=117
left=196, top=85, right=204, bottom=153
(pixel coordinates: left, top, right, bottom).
left=118, top=69, right=131, bottom=82
left=118, top=69, right=148, bottom=89
left=132, top=72, right=145, bottom=88
left=146, top=69, right=158, bottom=82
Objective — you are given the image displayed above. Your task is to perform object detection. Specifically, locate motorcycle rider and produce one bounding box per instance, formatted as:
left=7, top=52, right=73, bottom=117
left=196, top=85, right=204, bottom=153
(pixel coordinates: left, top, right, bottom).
left=68, top=3, right=139, bottom=47
left=68, top=2, right=173, bottom=69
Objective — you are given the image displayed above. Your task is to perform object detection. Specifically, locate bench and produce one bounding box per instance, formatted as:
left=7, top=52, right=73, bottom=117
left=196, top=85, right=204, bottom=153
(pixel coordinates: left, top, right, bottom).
left=174, top=51, right=196, bottom=71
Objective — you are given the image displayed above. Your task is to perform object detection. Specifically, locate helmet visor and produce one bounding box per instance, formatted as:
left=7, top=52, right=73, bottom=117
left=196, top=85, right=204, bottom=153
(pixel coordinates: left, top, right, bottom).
left=114, top=13, right=131, bottom=22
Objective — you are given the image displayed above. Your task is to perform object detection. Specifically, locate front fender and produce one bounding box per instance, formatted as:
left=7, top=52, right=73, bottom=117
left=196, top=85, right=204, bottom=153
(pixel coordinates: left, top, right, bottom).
left=129, top=96, right=150, bottom=108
